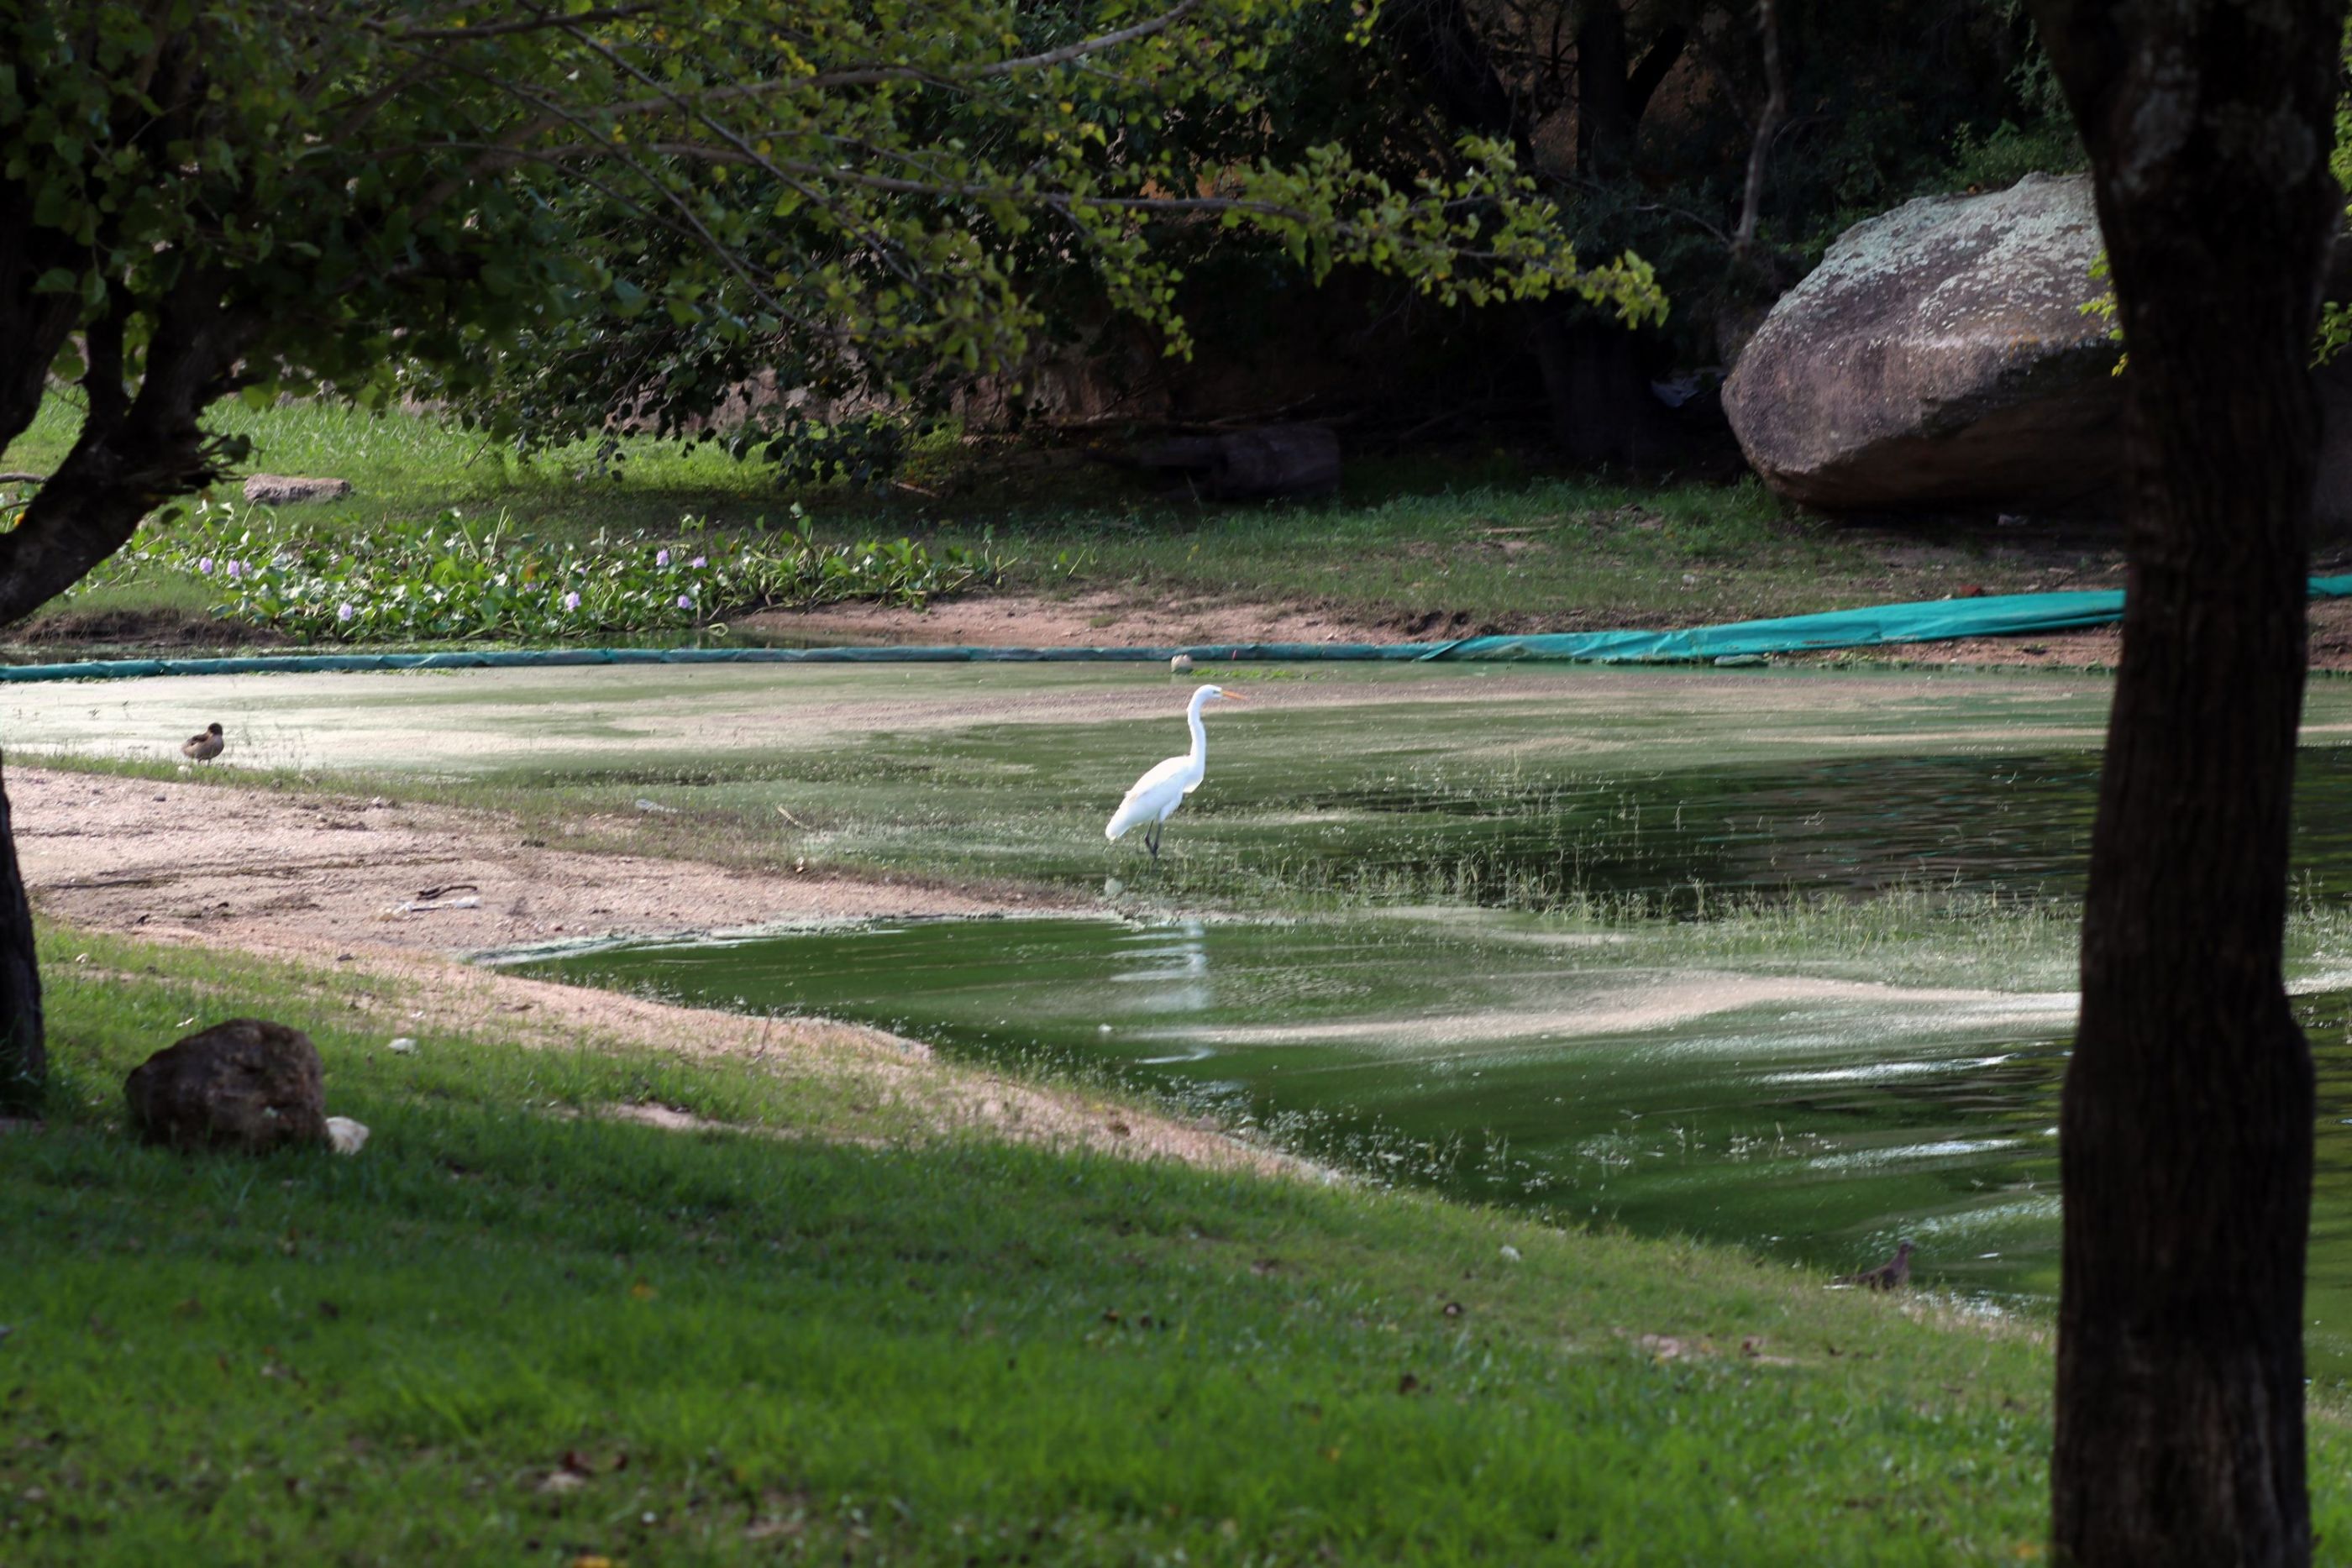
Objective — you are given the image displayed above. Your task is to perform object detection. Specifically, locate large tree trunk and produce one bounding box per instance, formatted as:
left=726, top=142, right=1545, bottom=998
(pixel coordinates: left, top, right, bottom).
left=0, top=271, right=255, bottom=1112
left=1533, top=313, right=1662, bottom=466
left=1383, top=0, right=1519, bottom=141
left=1394, top=0, right=1685, bottom=467
left=1542, top=5, right=1685, bottom=465
left=2029, top=0, right=2347, bottom=1562
left=0, top=184, right=82, bottom=456
left=0, top=757, right=43, bottom=1115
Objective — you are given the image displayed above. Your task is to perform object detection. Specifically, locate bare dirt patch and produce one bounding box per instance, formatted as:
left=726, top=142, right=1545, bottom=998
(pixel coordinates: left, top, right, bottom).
left=14, top=767, right=1040, bottom=955
left=743, top=588, right=1413, bottom=649
left=20, top=765, right=1298, bottom=1177
left=14, top=606, right=289, bottom=652
left=762, top=586, right=2352, bottom=673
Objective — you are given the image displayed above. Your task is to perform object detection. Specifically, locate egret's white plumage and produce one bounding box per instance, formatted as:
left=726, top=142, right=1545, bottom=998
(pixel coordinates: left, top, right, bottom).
left=1106, top=684, right=1246, bottom=859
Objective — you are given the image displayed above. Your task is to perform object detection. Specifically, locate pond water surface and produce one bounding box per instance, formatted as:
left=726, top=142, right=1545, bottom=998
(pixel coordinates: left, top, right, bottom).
left=508, top=738, right=2352, bottom=1373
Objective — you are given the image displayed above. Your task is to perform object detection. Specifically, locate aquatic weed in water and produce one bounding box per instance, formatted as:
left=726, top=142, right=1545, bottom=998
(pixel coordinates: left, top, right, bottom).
left=76, top=499, right=1007, bottom=642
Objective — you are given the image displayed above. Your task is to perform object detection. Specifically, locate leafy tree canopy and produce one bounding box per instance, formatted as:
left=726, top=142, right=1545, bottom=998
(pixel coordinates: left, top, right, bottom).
left=453, top=0, right=2101, bottom=459
left=0, top=1, right=1662, bottom=617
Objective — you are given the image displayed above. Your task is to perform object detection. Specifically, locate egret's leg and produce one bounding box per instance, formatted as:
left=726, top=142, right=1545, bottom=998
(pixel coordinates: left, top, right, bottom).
left=1147, top=821, right=1161, bottom=862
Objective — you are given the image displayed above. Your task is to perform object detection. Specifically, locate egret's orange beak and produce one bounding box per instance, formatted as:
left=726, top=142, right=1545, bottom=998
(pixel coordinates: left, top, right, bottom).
left=1220, top=690, right=1249, bottom=702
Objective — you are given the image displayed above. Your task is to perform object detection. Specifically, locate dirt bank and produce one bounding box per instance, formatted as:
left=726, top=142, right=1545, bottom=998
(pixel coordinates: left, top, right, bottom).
left=1793, top=595, right=2352, bottom=672
left=14, top=767, right=1050, bottom=957
left=26, top=577, right=2352, bottom=670
left=17, top=765, right=1308, bottom=1174
left=743, top=587, right=1413, bottom=648
left=752, top=585, right=2352, bottom=670
left=15, top=605, right=291, bottom=651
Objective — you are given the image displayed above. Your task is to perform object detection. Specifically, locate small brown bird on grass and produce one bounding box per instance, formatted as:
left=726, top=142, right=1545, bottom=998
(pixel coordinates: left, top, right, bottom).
left=1837, top=1240, right=1914, bottom=1290
left=181, top=722, right=224, bottom=763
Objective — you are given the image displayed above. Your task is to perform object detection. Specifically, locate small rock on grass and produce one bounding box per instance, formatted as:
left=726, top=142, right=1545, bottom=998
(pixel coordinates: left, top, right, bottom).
left=124, top=1018, right=328, bottom=1153
left=325, top=1115, right=370, bottom=1155
left=242, top=475, right=352, bottom=506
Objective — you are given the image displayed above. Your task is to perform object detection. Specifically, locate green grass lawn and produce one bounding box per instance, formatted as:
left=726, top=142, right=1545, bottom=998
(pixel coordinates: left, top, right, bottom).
left=0, top=922, right=2187, bottom=1565
left=3, top=396, right=2118, bottom=646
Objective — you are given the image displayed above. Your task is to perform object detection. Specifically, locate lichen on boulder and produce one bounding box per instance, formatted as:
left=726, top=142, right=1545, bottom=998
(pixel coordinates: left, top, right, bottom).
left=1724, top=171, right=2124, bottom=511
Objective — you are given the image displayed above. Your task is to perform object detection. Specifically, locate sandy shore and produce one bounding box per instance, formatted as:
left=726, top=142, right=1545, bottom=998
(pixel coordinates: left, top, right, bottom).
left=17, top=764, right=1305, bottom=1177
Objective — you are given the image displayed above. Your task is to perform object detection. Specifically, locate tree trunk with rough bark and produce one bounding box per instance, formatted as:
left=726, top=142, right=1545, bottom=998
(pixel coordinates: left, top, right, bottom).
left=1548, top=4, right=1685, bottom=464
left=1533, top=313, right=1662, bottom=466
left=2028, top=0, right=2348, bottom=1561
left=0, top=758, right=43, bottom=1115
left=1391, top=0, right=1684, bottom=466
left=0, top=217, right=256, bottom=1112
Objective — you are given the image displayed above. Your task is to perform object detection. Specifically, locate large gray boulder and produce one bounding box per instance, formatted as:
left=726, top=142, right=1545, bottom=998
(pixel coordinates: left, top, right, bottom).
left=1125, top=424, right=1341, bottom=501
left=1724, top=171, right=2123, bottom=511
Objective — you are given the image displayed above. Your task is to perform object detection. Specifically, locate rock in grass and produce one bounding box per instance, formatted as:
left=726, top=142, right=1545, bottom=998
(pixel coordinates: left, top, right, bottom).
left=123, top=1018, right=328, bottom=1153
left=325, top=1115, right=370, bottom=1155
left=241, top=475, right=352, bottom=506
left=1126, top=424, right=1341, bottom=501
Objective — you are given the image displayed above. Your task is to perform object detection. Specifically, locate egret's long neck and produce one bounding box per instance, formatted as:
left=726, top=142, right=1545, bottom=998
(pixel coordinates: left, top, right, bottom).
left=1185, top=699, right=1209, bottom=764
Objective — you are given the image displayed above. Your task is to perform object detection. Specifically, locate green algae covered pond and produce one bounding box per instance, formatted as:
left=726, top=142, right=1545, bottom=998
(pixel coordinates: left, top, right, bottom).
left=19, top=657, right=2352, bottom=1361
left=514, top=910, right=2352, bottom=1374
left=465, top=666, right=2352, bottom=1373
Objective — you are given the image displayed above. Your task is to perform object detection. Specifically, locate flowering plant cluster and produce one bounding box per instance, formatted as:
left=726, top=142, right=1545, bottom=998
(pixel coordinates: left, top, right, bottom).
left=80, top=501, right=1000, bottom=642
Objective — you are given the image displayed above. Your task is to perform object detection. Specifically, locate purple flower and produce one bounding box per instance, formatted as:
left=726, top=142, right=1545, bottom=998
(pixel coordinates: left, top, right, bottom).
left=676, top=593, right=693, bottom=609
left=226, top=560, right=243, bottom=579
left=562, top=590, right=581, bottom=611
left=197, top=557, right=214, bottom=575
left=337, top=602, right=354, bottom=623
left=655, top=549, right=671, bottom=567
left=689, top=555, right=706, bottom=569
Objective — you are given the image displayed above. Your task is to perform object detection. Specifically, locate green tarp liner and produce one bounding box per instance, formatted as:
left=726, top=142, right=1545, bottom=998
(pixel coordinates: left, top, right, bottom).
left=10, top=575, right=2352, bottom=683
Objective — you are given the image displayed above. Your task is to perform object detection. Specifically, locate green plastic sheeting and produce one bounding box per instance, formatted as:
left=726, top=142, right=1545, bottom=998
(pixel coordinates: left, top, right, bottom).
left=1419, top=575, right=2352, bottom=662
left=8, top=576, right=2352, bottom=683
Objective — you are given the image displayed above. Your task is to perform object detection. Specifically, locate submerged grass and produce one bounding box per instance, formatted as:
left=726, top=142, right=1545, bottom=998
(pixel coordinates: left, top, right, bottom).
left=0, top=921, right=2238, bottom=1564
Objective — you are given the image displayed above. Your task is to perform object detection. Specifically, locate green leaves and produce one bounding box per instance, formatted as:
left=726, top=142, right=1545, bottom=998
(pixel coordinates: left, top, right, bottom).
left=79, top=500, right=1005, bottom=642
left=7, top=0, right=1655, bottom=553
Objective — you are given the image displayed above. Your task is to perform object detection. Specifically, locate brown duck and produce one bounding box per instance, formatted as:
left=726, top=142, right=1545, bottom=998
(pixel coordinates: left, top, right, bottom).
left=1837, top=1240, right=1914, bottom=1290
left=181, top=722, right=224, bottom=763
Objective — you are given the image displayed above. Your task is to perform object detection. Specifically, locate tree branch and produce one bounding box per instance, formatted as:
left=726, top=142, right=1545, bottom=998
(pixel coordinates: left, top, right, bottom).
left=81, top=287, right=132, bottom=436
left=1625, top=24, right=1688, bottom=127
left=1731, top=0, right=1788, bottom=262
left=396, top=0, right=1212, bottom=213
left=367, top=3, right=664, bottom=44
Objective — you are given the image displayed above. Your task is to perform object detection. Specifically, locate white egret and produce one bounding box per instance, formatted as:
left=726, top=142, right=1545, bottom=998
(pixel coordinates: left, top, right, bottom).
left=1105, top=684, right=1247, bottom=861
